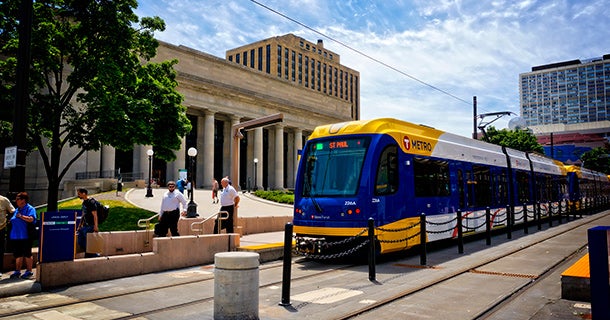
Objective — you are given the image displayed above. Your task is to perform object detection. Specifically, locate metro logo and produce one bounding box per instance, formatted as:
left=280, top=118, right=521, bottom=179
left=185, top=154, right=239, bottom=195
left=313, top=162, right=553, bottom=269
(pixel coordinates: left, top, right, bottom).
left=402, top=135, right=433, bottom=153
left=403, top=136, right=411, bottom=150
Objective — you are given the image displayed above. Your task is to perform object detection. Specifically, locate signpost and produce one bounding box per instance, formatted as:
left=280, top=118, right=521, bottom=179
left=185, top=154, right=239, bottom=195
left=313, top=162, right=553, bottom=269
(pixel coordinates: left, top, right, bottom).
left=39, top=210, right=79, bottom=263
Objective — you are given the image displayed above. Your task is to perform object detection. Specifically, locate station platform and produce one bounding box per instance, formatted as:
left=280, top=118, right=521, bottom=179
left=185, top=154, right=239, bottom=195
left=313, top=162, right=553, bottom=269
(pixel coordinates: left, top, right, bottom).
left=561, top=254, right=591, bottom=302
left=1, top=209, right=608, bottom=319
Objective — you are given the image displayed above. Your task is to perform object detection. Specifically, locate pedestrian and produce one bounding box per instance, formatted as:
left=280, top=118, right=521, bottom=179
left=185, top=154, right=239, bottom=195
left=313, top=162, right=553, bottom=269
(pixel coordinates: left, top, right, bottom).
left=186, top=179, right=192, bottom=199
left=0, top=194, right=16, bottom=277
left=212, top=178, right=219, bottom=204
left=213, top=177, right=240, bottom=234
left=76, top=188, right=101, bottom=258
left=176, top=178, right=186, bottom=194
left=9, top=192, right=36, bottom=279
left=156, top=181, right=188, bottom=237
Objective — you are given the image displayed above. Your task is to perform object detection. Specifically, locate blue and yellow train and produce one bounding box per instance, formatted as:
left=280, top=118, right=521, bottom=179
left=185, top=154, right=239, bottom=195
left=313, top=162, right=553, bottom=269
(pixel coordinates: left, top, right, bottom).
left=293, top=118, right=610, bottom=255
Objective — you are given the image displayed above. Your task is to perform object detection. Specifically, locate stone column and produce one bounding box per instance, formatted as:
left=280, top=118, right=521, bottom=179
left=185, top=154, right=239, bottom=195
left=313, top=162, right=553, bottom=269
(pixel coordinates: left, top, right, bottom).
left=168, top=137, right=186, bottom=182
left=195, top=114, right=204, bottom=187
left=203, top=110, right=215, bottom=188
left=229, top=116, right=240, bottom=187
left=293, top=128, right=303, bottom=188
left=274, top=124, right=284, bottom=189
left=254, top=127, right=263, bottom=190
left=100, top=145, right=115, bottom=177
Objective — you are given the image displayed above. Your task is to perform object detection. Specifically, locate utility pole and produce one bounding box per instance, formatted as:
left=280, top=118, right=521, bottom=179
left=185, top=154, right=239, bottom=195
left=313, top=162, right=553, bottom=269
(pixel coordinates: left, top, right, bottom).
left=8, top=0, right=33, bottom=196
left=472, top=96, right=477, bottom=139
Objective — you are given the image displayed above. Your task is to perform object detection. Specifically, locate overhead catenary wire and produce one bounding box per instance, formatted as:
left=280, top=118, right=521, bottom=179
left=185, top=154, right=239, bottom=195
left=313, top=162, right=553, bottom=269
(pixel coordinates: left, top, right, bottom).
left=249, top=0, right=475, bottom=108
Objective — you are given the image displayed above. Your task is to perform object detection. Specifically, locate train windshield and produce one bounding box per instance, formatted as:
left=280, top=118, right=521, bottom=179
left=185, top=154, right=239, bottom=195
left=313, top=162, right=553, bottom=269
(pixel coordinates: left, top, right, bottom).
left=302, top=137, right=370, bottom=197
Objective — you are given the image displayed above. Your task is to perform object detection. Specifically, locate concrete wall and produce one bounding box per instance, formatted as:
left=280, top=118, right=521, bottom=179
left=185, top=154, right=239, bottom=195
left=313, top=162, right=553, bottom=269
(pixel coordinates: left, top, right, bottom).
left=37, top=234, right=238, bottom=289
left=33, top=215, right=292, bottom=289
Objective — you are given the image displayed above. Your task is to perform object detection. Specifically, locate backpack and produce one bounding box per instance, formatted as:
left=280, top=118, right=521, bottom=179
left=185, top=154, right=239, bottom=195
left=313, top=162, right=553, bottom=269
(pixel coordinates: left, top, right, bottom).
left=90, top=198, right=109, bottom=224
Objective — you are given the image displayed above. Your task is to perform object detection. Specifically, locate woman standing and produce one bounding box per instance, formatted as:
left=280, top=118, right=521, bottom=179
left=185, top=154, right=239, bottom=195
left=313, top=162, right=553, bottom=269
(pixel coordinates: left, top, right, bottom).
left=9, top=192, right=36, bottom=279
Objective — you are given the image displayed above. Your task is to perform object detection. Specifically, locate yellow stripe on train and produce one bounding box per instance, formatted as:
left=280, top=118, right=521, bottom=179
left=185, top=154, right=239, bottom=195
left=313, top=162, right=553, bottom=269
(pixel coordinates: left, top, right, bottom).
left=309, top=118, right=443, bottom=157
left=294, top=217, right=424, bottom=254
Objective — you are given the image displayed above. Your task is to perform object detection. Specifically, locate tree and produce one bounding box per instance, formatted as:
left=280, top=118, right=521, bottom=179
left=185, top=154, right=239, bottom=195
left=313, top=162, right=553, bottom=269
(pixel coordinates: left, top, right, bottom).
left=0, top=0, right=191, bottom=211
left=580, top=146, right=610, bottom=174
left=483, top=126, right=544, bottom=154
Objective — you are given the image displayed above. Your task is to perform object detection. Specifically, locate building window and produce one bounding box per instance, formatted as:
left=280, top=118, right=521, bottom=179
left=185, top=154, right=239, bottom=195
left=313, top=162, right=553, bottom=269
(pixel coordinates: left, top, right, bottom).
left=311, top=58, right=315, bottom=89
left=304, top=56, right=309, bottom=87
left=235, top=53, right=240, bottom=64
left=323, top=63, right=327, bottom=93
left=298, top=53, right=302, bottom=84
left=285, top=48, right=289, bottom=79
left=258, top=47, right=263, bottom=71
left=250, top=49, right=255, bottom=68
left=243, top=51, right=248, bottom=66
left=265, top=45, right=271, bottom=74
left=291, top=51, right=296, bottom=82
left=317, top=61, right=321, bottom=91
left=277, top=45, right=282, bottom=77
left=228, top=55, right=233, bottom=62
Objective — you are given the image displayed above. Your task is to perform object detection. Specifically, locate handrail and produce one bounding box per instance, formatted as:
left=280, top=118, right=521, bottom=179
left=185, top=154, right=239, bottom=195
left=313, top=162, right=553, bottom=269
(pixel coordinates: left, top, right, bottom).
left=191, top=211, right=229, bottom=235
left=137, top=213, right=160, bottom=229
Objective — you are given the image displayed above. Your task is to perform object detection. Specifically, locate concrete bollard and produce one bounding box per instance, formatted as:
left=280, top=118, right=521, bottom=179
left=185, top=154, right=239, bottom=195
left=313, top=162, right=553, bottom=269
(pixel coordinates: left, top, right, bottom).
left=214, top=252, right=260, bottom=320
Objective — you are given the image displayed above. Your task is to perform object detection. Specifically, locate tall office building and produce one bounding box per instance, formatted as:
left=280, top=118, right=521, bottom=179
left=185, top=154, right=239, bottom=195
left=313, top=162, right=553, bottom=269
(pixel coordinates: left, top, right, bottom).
left=519, top=54, right=610, bottom=164
left=226, top=34, right=360, bottom=120
left=519, top=54, right=610, bottom=126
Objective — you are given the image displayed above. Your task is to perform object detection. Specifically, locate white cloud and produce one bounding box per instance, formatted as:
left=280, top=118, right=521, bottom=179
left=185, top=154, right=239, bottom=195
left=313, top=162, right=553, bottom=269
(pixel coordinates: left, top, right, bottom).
left=136, top=0, right=610, bottom=137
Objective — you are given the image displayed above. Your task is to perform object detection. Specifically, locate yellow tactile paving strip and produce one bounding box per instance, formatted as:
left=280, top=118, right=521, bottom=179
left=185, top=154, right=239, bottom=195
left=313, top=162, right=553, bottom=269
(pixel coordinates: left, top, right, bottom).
left=561, top=253, right=590, bottom=278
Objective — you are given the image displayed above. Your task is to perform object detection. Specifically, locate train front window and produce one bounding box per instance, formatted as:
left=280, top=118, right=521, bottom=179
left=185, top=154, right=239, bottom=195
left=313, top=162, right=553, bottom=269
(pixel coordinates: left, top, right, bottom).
left=302, top=137, right=369, bottom=197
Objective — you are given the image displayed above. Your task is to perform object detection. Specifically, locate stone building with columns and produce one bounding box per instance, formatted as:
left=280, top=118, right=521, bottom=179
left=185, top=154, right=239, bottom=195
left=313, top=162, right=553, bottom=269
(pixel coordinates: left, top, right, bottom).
left=3, top=34, right=359, bottom=204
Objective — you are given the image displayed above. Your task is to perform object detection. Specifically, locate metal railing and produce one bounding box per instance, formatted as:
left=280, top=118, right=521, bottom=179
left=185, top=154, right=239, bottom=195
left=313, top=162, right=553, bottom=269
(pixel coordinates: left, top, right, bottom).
left=137, top=213, right=160, bottom=229
left=190, top=211, right=229, bottom=235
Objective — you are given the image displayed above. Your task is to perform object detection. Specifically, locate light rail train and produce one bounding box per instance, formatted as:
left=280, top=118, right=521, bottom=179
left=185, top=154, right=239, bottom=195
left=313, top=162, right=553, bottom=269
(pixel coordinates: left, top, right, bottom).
left=293, top=118, right=610, bottom=256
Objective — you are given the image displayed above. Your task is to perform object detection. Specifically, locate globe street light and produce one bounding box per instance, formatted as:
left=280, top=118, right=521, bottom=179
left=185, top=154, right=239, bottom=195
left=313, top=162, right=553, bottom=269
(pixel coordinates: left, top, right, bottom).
left=253, top=158, right=259, bottom=191
left=145, top=149, right=154, bottom=197
left=186, top=147, right=198, bottom=217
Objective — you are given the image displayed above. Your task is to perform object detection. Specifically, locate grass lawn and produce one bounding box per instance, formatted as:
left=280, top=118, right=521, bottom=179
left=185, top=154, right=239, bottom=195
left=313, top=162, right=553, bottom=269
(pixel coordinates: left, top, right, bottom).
left=36, top=190, right=157, bottom=231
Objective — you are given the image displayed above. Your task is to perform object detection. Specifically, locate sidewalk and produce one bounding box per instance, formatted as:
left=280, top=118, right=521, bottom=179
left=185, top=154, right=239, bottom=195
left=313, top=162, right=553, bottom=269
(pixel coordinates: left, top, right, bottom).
left=125, top=187, right=293, bottom=218
left=0, top=188, right=293, bottom=298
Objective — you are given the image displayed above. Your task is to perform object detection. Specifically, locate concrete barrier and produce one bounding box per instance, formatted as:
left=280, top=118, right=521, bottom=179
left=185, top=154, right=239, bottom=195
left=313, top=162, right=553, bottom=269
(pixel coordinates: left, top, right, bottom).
left=37, top=234, right=238, bottom=288
left=214, top=252, right=260, bottom=320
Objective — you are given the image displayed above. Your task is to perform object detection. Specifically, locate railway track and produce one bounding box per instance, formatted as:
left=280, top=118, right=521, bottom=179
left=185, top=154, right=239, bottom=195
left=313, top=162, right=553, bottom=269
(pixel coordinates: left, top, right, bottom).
left=0, top=210, right=607, bottom=320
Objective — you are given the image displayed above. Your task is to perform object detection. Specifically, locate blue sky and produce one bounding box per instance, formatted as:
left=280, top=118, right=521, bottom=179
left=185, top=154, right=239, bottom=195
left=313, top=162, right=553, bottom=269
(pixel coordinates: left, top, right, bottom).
left=135, top=0, right=609, bottom=137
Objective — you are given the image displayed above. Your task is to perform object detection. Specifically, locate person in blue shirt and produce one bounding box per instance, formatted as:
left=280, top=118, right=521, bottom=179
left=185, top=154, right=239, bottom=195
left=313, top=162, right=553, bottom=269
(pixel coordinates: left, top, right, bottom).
left=9, top=192, right=37, bottom=279
left=176, top=178, right=186, bottom=194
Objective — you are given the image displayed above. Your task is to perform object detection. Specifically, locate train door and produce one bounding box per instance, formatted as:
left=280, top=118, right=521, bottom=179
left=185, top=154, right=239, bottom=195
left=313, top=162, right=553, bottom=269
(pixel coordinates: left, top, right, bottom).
left=371, top=142, right=401, bottom=224
left=451, top=162, right=472, bottom=211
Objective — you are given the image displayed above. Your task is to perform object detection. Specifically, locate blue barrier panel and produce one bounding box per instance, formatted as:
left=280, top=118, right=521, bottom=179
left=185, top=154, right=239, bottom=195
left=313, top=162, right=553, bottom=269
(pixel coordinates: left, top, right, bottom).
left=588, top=226, right=610, bottom=319
left=39, top=210, right=79, bottom=263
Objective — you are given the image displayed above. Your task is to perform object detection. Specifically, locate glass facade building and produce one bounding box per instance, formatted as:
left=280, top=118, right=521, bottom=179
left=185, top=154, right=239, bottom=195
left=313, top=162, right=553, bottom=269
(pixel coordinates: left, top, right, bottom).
left=519, top=55, right=610, bottom=126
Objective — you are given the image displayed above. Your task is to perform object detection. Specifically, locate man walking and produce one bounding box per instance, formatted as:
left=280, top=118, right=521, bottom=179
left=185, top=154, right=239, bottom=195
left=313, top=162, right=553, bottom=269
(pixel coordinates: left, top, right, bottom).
left=77, top=188, right=100, bottom=258
left=156, top=181, right=188, bottom=237
left=214, top=177, right=240, bottom=234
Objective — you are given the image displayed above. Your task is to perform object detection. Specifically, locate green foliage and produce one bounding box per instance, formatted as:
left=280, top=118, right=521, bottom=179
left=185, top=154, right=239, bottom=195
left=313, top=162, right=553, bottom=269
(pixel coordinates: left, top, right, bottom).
left=483, top=126, right=544, bottom=154
left=0, top=0, right=191, bottom=211
left=40, top=196, right=157, bottom=232
left=253, top=190, right=295, bottom=204
left=580, top=146, right=610, bottom=174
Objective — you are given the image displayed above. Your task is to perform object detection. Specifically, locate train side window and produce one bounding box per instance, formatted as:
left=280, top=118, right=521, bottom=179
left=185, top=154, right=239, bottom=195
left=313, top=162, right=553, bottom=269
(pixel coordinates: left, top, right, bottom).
left=375, top=145, right=398, bottom=195
left=413, top=157, right=450, bottom=197
left=493, top=170, right=508, bottom=205
left=473, top=165, right=491, bottom=207
left=457, top=169, right=465, bottom=208
left=516, top=171, right=530, bottom=203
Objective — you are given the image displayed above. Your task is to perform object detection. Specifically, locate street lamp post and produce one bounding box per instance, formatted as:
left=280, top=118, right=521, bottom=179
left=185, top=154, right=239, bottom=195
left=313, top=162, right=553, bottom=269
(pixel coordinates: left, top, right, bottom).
left=145, top=149, right=154, bottom=197
left=253, top=158, right=258, bottom=191
left=186, top=147, right=198, bottom=217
